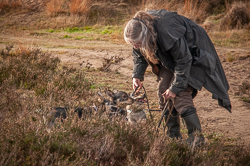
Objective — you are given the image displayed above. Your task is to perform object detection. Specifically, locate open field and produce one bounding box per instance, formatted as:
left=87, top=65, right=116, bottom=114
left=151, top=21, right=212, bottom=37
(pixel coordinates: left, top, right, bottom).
left=2, top=26, right=249, bottom=141
left=0, top=0, right=250, bottom=165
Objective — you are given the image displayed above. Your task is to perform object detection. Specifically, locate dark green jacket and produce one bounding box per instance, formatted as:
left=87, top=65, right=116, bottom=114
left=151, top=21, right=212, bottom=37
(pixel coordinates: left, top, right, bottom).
left=132, top=9, right=231, bottom=112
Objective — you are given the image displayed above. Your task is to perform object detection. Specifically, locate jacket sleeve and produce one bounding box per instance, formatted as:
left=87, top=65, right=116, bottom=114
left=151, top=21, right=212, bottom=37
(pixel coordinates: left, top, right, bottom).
left=132, top=48, right=148, bottom=81
left=168, top=37, right=193, bottom=95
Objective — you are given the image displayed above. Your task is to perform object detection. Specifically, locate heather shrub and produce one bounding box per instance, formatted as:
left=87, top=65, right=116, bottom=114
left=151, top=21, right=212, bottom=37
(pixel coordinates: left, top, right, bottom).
left=0, top=45, right=93, bottom=117
left=0, top=45, right=250, bottom=165
left=0, top=0, right=22, bottom=14
left=234, top=81, right=250, bottom=103
left=220, top=2, right=250, bottom=30
left=0, top=45, right=60, bottom=90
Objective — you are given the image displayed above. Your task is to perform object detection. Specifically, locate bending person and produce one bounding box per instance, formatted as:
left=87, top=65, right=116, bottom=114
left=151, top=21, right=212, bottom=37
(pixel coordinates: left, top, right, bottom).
left=124, top=9, right=231, bottom=145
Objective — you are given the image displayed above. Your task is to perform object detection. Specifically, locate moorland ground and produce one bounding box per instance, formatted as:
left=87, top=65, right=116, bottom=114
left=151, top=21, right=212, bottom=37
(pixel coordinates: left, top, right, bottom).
left=1, top=24, right=249, bottom=144
left=0, top=0, right=250, bottom=165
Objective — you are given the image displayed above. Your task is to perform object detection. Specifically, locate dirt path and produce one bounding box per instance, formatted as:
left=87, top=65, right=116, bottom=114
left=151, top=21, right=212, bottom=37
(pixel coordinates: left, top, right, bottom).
left=1, top=30, right=250, bottom=144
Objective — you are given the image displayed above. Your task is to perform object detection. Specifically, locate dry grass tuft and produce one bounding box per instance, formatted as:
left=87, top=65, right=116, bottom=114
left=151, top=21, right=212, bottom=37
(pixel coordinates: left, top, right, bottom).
left=220, top=2, right=250, bottom=30
left=126, top=0, right=225, bottom=23
left=46, top=0, right=68, bottom=16
left=1, top=0, right=250, bottom=30
left=236, top=81, right=250, bottom=103
left=0, top=0, right=22, bottom=14
left=44, top=0, right=120, bottom=25
left=183, top=0, right=209, bottom=23
left=140, top=0, right=167, bottom=11
left=201, top=21, right=215, bottom=32
left=70, top=0, right=93, bottom=15
left=240, top=81, right=250, bottom=95
left=182, top=0, right=226, bottom=23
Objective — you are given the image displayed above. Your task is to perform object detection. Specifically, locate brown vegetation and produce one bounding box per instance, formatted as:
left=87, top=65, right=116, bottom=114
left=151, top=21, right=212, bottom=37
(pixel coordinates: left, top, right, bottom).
left=0, top=46, right=250, bottom=165
left=46, top=0, right=68, bottom=16
left=235, top=81, right=250, bottom=103
left=220, top=1, right=250, bottom=30
left=70, top=0, right=93, bottom=15
left=0, top=0, right=22, bottom=14
left=0, top=0, right=250, bottom=165
left=45, top=0, right=94, bottom=16
left=1, top=0, right=249, bottom=30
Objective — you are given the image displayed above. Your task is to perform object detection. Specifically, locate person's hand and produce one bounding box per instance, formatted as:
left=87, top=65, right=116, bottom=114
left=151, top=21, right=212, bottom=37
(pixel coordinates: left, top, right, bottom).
left=133, top=78, right=143, bottom=93
left=162, top=89, right=176, bottom=100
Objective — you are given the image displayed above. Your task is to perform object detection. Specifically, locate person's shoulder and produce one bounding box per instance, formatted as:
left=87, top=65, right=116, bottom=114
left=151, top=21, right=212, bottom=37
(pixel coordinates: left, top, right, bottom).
left=147, top=9, right=178, bottom=17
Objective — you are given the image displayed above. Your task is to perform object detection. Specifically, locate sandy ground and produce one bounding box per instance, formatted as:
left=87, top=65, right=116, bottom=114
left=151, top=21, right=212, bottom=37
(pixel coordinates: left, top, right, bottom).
left=1, top=29, right=250, bottom=144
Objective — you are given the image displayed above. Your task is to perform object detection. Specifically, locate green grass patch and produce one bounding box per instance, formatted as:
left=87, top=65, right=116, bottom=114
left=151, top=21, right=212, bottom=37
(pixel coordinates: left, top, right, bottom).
left=227, top=54, right=236, bottom=62
left=75, top=36, right=103, bottom=41
left=212, top=39, right=240, bottom=47
left=44, top=44, right=81, bottom=49
left=241, top=97, right=250, bottom=103
left=48, top=29, right=54, bottom=33
left=29, top=32, right=47, bottom=36
left=64, top=26, right=122, bottom=35
left=0, top=41, right=9, bottom=44
left=58, top=35, right=72, bottom=39
left=43, top=29, right=61, bottom=33
left=74, top=36, right=86, bottom=40
left=100, top=26, right=114, bottom=35
left=65, top=27, right=92, bottom=33
left=90, top=84, right=97, bottom=89
left=209, top=30, right=250, bottom=48
left=63, top=35, right=71, bottom=38
left=65, top=27, right=84, bottom=33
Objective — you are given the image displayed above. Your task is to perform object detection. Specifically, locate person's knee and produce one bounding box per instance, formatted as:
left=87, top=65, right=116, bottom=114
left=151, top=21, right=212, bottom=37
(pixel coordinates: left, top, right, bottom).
left=180, top=107, right=196, bottom=117
left=164, top=107, right=178, bottom=116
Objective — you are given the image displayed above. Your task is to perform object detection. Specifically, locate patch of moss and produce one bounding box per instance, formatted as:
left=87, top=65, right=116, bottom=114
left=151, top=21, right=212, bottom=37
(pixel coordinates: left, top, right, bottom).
left=75, top=36, right=86, bottom=40
left=48, top=29, right=54, bottom=33
left=241, top=97, right=250, bottom=103
left=59, top=35, right=72, bottom=39
left=227, top=55, right=236, bottom=62
left=65, top=27, right=83, bottom=33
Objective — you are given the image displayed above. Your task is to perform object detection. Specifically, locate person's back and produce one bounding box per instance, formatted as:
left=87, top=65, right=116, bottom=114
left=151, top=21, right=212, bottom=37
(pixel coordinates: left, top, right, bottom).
left=146, top=9, right=230, bottom=110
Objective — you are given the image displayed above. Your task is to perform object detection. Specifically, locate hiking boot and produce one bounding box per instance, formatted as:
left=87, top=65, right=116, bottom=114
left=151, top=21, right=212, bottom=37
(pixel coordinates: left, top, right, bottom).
left=164, top=108, right=182, bottom=139
left=181, top=108, right=205, bottom=146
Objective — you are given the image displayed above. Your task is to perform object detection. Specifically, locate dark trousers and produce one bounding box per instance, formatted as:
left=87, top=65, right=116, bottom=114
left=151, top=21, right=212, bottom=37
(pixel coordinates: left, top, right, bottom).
left=157, top=66, right=195, bottom=114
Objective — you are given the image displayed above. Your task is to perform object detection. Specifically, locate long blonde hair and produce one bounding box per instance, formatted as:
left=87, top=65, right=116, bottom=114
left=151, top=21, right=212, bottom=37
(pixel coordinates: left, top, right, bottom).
left=124, top=11, right=158, bottom=64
